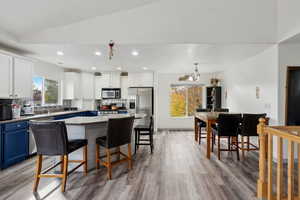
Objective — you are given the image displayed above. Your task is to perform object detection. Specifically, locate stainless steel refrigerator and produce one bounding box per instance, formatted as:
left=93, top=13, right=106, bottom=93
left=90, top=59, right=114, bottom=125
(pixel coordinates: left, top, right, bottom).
left=128, top=87, right=154, bottom=119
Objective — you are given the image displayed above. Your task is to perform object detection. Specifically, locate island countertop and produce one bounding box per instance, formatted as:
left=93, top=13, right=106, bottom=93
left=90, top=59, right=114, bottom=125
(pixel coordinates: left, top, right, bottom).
left=0, top=110, right=92, bottom=124
left=63, top=113, right=146, bottom=125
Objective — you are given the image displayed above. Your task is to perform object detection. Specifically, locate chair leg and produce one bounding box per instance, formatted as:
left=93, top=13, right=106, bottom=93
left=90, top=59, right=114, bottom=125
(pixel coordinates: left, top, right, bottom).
left=211, top=133, right=214, bottom=152
left=96, top=144, right=100, bottom=170
left=83, top=145, right=88, bottom=175
left=106, top=148, right=112, bottom=180
left=150, top=132, right=154, bottom=154
left=242, top=136, right=245, bottom=159
left=135, top=129, right=137, bottom=154
left=60, top=155, right=64, bottom=173
left=218, top=136, right=221, bottom=160
left=198, top=127, right=201, bottom=145
left=247, top=136, right=250, bottom=151
left=236, top=138, right=240, bottom=161
left=213, top=133, right=216, bottom=145
left=61, top=155, right=68, bottom=192
left=137, top=130, right=140, bottom=149
left=33, top=155, right=43, bottom=192
left=128, top=144, right=132, bottom=170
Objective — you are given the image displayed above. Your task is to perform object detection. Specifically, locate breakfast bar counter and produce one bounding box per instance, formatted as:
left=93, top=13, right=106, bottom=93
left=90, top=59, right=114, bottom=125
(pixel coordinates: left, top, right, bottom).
left=62, top=114, right=145, bottom=171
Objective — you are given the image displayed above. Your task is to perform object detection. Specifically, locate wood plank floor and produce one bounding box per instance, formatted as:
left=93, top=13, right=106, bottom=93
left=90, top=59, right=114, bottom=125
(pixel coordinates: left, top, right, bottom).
left=0, top=131, right=259, bottom=200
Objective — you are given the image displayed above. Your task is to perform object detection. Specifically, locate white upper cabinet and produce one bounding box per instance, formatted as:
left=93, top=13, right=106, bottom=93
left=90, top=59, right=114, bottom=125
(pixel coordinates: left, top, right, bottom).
left=95, top=74, right=109, bottom=99
left=14, top=58, right=33, bottom=98
left=128, top=72, right=153, bottom=87
left=121, top=76, right=129, bottom=99
left=81, top=72, right=95, bottom=99
left=63, top=72, right=81, bottom=99
left=109, top=72, right=121, bottom=88
left=0, top=54, right=12, bottom=98
left=94, top=72, right=121, bottom=99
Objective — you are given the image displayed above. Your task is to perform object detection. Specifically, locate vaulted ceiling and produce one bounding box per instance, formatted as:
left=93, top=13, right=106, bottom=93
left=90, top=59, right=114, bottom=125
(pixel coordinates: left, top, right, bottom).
left=0, top=0, right=277, bottom=73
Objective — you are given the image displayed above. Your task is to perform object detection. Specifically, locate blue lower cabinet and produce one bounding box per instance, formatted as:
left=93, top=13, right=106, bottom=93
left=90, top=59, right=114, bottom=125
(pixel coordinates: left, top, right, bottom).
left=83, top=111, right=98, bottom=116
left=1, top=122, right=29, bottom=168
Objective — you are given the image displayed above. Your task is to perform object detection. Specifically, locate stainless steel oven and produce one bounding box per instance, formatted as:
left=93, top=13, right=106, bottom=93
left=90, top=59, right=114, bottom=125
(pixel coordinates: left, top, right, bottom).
left=101, top=88, right=121, bottom=99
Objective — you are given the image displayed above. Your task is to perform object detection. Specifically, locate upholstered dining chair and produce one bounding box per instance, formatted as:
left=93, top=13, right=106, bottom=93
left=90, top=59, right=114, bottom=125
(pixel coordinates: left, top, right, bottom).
left=196, top=108, right=211, bottom=145
left=212, top=114, right=242, bottom=160
left=30, top=121, right=88, bottom=192
left=239, top=113, right=267, bottom=158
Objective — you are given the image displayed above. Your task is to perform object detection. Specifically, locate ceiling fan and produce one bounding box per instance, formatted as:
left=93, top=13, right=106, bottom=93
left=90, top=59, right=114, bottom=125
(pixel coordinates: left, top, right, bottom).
left=178, top=63, right=201, bottom=81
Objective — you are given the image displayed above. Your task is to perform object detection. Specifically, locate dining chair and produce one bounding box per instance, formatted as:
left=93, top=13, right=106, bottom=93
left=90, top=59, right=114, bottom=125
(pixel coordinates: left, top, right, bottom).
left=134, top=116, right=154, bottom=154
left=239, top=113, right=267, bottom=158
left=209, top=108, right=229, bottom=148
left=30, top=121, right=88, bottom=192
left=196, top=109, right=210, bottom=145
left=95, top=116, right=134, bottom=179
left=212, top=114, right=242, bottom=160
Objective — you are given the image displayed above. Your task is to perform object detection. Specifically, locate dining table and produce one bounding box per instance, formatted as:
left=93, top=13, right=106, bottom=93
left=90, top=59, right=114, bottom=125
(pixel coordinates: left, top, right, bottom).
left=194, top=112, right=226, bottom=159
left=195, top=112, right=270, bottom=160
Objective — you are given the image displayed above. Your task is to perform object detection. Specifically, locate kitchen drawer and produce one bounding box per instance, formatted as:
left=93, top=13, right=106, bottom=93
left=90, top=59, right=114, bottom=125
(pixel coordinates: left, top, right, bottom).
left=3, top=121, right=28, bottom=132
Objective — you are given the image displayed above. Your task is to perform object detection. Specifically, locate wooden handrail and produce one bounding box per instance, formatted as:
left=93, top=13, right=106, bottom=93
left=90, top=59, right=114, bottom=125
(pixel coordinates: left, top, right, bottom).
left=257, top=118, right=300, bottom=200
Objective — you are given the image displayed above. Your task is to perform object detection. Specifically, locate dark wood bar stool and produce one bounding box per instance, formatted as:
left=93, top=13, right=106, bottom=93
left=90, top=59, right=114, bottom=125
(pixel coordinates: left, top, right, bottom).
left=29, top=121, right=88, bottom=192
left=134, top=116, right=154, bottom=154
left=95, top=116, right=134, bottom=180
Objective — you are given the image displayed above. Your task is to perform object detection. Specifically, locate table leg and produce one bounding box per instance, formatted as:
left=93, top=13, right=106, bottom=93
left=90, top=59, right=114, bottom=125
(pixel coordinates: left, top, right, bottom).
left=206, top=120, right=211, bottom=159
left=194, top=117, right=199, bottom=142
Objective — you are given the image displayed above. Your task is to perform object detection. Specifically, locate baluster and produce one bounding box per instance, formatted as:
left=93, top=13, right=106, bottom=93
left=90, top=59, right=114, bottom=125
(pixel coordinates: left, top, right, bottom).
left=277, top=137, right=283, bottom=200
left=288, top=140, right=294, bottom=200
left=268, top=134, right=273, bottom=200
left=257, top=118, right=267, bottom=199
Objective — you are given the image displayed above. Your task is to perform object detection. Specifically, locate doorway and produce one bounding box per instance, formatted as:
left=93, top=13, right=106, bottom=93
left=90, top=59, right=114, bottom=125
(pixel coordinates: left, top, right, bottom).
left=286, top=67, right=300, bottom=125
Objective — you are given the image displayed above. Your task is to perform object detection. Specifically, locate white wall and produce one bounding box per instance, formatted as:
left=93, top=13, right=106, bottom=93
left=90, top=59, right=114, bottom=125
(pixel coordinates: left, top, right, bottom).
left=223, top=45, right=279, bottom=125
left=278, top=0, right=300, bottom=42
left=155, top=72, right=216, bottom=129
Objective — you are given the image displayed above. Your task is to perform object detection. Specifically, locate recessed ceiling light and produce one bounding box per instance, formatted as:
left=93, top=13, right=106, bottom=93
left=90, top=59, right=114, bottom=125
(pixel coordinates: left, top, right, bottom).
left=142, top=67, right=148, bottom=70
left=95, top=51, right=102, bottom=56
left=131, top=50, right=139, bottom=56
left=57, top=51, right=64, bottom=56
left=91, top=66, right=97, bottom=70
left=117, top=67, right=122, bottom=71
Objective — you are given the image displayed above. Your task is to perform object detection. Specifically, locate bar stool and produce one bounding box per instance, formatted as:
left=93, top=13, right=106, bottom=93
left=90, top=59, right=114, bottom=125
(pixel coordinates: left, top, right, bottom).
left=95, top=116, right=134, bottom=180
left=30, top=121, right=88, bottom=192
left=134, top=116, right=154, bottom=154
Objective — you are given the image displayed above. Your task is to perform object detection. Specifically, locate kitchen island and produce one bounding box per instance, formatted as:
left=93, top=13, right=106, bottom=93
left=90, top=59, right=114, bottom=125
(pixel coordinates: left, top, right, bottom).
left=63, top=114, right=145, bottom=171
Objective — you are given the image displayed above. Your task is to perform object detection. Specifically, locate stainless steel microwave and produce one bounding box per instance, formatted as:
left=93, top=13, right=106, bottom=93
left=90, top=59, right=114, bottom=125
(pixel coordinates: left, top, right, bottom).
left=101, top=88, right=121, bottom=99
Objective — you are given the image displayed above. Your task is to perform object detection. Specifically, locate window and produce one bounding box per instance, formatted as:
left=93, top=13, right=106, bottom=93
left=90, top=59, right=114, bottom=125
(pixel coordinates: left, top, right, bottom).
left=170, top=85, right=203, bottom=117
left=44, top=79, right=59, bottom=104
left=33, top=77, right=43, bottom=106
left=32, top=77, right=59, bottom=106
